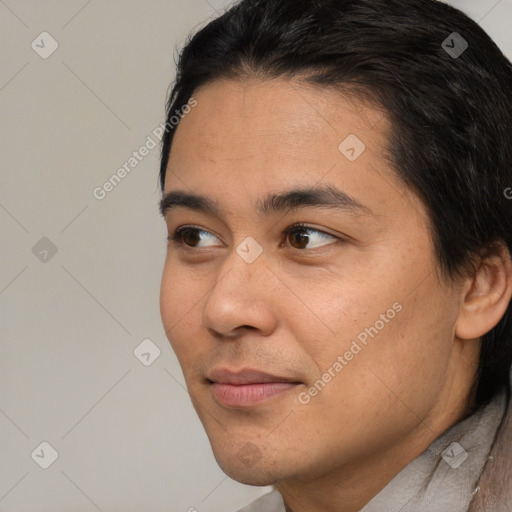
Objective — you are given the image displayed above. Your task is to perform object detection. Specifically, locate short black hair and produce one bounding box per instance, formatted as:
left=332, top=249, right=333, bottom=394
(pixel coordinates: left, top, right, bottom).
left=159, top=0, right=512, bottom=407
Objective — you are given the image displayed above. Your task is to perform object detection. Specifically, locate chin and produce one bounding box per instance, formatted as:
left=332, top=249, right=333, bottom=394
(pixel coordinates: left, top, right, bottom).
left=212, top=446, right=283, bottom=486
left=218, top=462, right=280, bottom=487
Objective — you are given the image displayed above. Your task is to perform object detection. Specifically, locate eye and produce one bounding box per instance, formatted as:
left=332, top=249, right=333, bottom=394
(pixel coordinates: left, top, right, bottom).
left=283, top=223, right=339, bottom=250
left=168, top=226, right=221, bottom=248
left=168, top=223, right=341, bottom=251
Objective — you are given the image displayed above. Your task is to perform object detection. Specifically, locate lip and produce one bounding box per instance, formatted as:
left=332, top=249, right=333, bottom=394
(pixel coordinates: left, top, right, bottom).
left=207, top=368, right=302, bottom=407
left=207, top=368, right=300, bottom=385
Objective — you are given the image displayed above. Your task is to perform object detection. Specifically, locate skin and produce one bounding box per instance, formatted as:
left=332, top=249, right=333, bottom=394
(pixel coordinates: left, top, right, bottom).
left=159, top=79, right=512, bottom=512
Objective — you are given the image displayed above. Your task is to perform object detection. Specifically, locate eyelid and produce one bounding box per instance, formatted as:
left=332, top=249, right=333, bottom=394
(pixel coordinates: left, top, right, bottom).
left=283, top=223, right=339, bottom=240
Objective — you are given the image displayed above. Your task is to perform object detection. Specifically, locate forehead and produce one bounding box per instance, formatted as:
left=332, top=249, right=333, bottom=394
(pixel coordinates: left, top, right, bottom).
left=170, top=79, right=388, bottom=165
left=164, top=78, right=424, bottom=226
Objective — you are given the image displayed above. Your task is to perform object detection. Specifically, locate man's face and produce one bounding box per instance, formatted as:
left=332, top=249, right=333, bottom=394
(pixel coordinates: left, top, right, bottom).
left=160, top=79, right=466, bottom=486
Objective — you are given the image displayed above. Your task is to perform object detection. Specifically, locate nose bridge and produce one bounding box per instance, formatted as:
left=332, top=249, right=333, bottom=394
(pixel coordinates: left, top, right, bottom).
left=201, top=241, right=277, bottom=336
left=210, top=241, right=266, bottom=301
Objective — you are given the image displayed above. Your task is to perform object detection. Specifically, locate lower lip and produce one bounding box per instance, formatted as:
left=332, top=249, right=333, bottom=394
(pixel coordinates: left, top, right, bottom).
left=210, top=382, right=299, bottom=407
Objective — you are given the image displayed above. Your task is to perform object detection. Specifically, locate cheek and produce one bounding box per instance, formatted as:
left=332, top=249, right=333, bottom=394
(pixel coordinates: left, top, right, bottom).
left=289, top=274, right=387, bottom=363
left=301, top=268, right=456, bottom=408
left=159, top=262, right=205, bottom=357
left=335, top=289, right=454, bottom=415
left=160, top=263, right=180, bottom=330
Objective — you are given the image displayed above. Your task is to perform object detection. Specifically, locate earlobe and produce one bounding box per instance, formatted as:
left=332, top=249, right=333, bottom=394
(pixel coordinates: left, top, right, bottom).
left=455, top=245, right=512, bottom=340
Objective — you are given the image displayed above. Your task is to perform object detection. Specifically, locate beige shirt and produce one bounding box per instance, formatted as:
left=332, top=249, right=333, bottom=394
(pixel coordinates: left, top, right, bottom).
left=235, top=387, right=508, bottom=512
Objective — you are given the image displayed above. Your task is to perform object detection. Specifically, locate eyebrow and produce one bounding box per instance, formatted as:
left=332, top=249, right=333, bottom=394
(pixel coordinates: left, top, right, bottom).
left=159, top=184, right=374, bottom=219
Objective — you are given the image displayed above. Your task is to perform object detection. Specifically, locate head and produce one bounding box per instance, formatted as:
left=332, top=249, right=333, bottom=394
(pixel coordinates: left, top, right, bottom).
left=158, top=0, right=512, bottom=488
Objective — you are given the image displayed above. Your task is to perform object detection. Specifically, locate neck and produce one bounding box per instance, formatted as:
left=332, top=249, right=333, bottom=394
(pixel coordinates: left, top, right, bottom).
left=276, top=399, right=472, bottom=512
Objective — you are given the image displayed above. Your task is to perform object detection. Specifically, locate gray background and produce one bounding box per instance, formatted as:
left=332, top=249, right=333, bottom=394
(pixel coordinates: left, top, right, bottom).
left=1, top=1, right=511, bottom=511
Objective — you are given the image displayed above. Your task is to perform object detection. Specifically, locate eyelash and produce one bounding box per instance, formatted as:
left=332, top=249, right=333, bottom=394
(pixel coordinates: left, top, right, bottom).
left=167, top=223, right=340, bottom=251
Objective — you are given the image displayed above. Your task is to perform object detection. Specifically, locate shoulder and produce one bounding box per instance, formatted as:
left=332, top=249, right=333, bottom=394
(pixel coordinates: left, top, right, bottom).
left=470, top=387, right=512, bottom=511
left=234, top=489, right=285, bottom=512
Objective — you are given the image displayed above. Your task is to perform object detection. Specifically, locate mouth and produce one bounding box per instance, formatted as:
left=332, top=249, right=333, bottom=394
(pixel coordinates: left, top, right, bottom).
left=206, top=368, right=302, bottom=408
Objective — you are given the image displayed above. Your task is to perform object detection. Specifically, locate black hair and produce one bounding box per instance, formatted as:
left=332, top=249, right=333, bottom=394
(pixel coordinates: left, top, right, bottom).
left=159, top=0, right=512, bottom=407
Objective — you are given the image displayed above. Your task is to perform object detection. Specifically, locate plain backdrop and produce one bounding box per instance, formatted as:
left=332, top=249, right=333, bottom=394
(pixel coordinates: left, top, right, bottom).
left=1, top=1, right=511, bottom=511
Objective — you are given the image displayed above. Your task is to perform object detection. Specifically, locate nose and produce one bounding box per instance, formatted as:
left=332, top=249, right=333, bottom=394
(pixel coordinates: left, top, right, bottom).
left=201, top=250, right=278, bottom=339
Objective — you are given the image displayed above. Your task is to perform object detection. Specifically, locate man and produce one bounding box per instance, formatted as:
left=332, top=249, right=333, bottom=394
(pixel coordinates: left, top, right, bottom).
left=158, top=0, right=512, bottom=510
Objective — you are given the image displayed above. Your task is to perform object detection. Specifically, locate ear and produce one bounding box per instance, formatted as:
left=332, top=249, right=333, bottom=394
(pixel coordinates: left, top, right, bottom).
left=455, top=244, right=512, bottom=340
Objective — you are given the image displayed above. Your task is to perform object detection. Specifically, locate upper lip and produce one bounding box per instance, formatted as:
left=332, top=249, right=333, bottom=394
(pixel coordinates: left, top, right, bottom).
left=207, top=368, right=301, bottom=385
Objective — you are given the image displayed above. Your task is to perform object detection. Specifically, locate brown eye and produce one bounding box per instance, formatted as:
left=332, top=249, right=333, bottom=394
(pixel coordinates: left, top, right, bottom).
left=181, top=229, right=201, bottom=247
left=169, top=227, right=220, bottom=248
left=288, top=230, right=310, bottom=249
left=284, top=224, right=338, bottom=250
